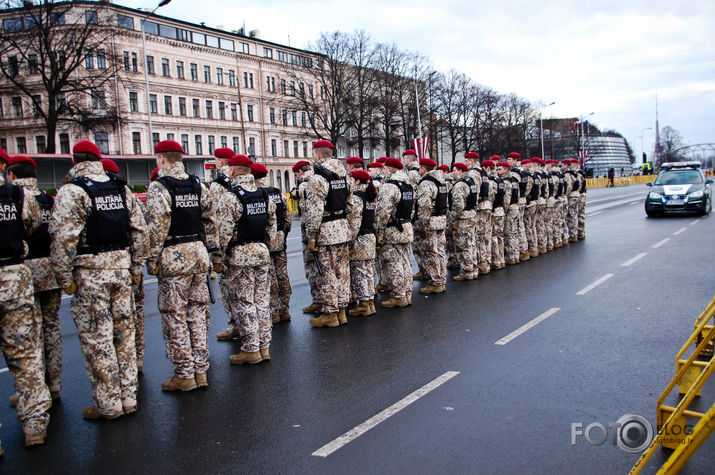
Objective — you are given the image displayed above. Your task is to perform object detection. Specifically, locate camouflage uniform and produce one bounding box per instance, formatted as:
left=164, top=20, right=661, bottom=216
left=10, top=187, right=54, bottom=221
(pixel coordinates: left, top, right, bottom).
left=523, top=169, right=538, bottom=258
left=50, top=160, right=147, bottom=415
left=415, top=170, right=447, bottom=287
left=504, top=170, right=521, bottom=265
left=577, top=168, right=587, bottom=239
left=298, top=169, right=322, bottom=306
left=1, top=183, right=51, bottom=440
left=474, top=165, right=495, bottom=274
left=466, top=166, right=484, bottom=273
left=304, top=158, right=352, bottom=315
left=14, top=178, right=63, bottom=393
left=447, top=173, right=478, bottom=279
left=490, top=171, right=508, bottom=269
left=533, top=166, right=548, bottom=254
left=406, top=165, right=425, bottom=276
left=216, top=173, right=277, bottom=353
left=145, top=161, right=218, bottom=380
left=346, top=183, right=377, bottom=302
left=375, top=169, right=414, bottom=302
left=565, top=166, right=580, bottom=241
left=545, top=169, right=558, bottom=251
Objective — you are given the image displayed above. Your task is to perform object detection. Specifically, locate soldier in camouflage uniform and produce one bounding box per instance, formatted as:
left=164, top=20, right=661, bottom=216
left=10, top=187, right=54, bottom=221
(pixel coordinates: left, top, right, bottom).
left=145, top=140, right=218, bottom=391
left=304, top=140, right=352, bottom=327
left=375, top=158, right=414, bottom=308
left=502, top=158, right=521, bottom=265
left=50, top=141, right=147, bottom=419
left=347, top=156, right=364, bottom=173
left=574, top=160, right=587, bottom=239
left=252, top=163, right=292, bottom=323
left=367, top=162, right=384, bottom=187
left=564, top=159, right=580, bottom=242
left=486, top=159, right=508, bottom=270
left=543, top=160, right=559, bottom=251
left=522, top=158, right=539, bottom=258
left=293, top=160, right=323, bottom=314
left=368, top=162, right=389, bottom=292
left=531, top=158, right=548, bottom=254
left=215, top=155, right=277, bottom=364
left=346, top=170, right=378, bottom=316
left=6, top=156, right=62, bottom=401
left=463, top=152, right=483, bottom=273
left=507, top=153, right=530, bottom=261
left=402, top=150, right=425, bottom=281
left=1, top=158, right=51, bottom=446
left=448, top=163, right=478, bottom=280
left=559, top=160, right=573, bottom=246
left=477, top=159, right=496, bottom=274
left=415, top=158, right=448, bottom=294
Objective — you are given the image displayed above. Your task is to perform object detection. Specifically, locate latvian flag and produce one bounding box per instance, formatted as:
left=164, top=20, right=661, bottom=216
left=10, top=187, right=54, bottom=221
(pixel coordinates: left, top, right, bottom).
left=570, top=121, right=581, bottom=133
left=577, top=150, right=588, bottom=159
left=412, top=137, right=430, bottom=159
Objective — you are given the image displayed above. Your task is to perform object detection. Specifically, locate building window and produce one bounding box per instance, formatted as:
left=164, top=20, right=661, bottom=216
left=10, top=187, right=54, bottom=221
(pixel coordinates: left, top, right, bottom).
left=131, top=52, right=138, bottom=72
left=146, top=55, right=154, bottom=75
left=178, top=97, right=186, bottom=116
left=129, top=92, right=138, bottom=112
left=230, top=103, right=237, bottom=121
left=290, top=81, right=295, bottom=96
left=95, top=132, right=109, bottom=154
left=6, top=55, right=18, bottom=77
left=97, top=49, right=106, bottom=69
left=117, top=14, right=134, bottom=29
left=85, top=50, right=94, bottom=69
left=123, top=51, right=130, bottom=70
left=216, top=67, right=223, bottom=85
left=283, top=140, right=289, bottom=157
left=263, top=47, right=272, bottom=58
left=303, top=141, right=308, bottom=157
left=166, top=133, right=174, bottom=141
left=301, top=111, right=307, bottom=127
left=85, top=10, right=98, bottom=24
left=228, top=70, right=235, bottom=87
left=293, top=140, right=298, bottom=158
left=248, top=137, right=255, bottom=155
left=308, top=84, right=313, bottom=98
left=269, top=108, right=275, bottom=124
left=220, top=136, right=227, bottom=148
left=206, top=100, right=213, bottom=119
left=247, top=104, right=253, bottom=122
left=194, top=135, right=202, bottom=155
left=192, top=99, right=200, bottom=117
left=91, top=89, right=106, bottom=110
left=164, top=95, right=172, bottom=115
left=132, top=132, right=141, bottom=154
left=149, top=94, right=157, bottom=113
left=59, top=133, right=69, bottom=154
left=243, top=72, right=248, bottom=88
left=176, top=60, right=184, bottom=79
left=203, top=65, right=211, bottom=83
left=16, top=137, right=26, bottom=154
left=280, top=79, right=286, bottom=94
left=282, top=109, right=287, bottom=126
left=31, top=94, right=41, bottom=116
left=152, top=133, right=160, bottom=148
left=161, top=58, right=170, bottom=76
left=241, top=42, right=249, bottom=53
left=271, top=139, right=277, bottom=157
left=232, top=136, right=239, bottom=153
left=181, top=134, right=189, bottom=154
left=218, top=102, right=225, bottom=120
left=28, top=54, right=39, bottom=74
left=249, top=73, right=254, bottom=89
left=292, top=110, right=297, bottom=126
left=208, top=135, right=215, bottom=155
left=190, top=63, right=198, bottom=81
left=36, top=135, right=46, bottom=154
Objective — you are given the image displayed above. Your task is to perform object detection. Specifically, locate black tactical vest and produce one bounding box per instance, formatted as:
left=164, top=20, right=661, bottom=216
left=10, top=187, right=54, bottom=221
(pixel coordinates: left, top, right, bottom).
left=263, top=187, right=286, bottom=233
left=0, top=184, right=25, bottom=264
left=229, top=186, right=269, bottom=247
left=566, top=170, right=580, bottom=193
left=547, top=173, right=555, bottom=197
left=450, top=177, right=478, bottom=211
left=70, top=176, right=130, bottom=255
left=578, top=170, right=587, bottom=193
left=213, top=173, right=231, bottom=190
left=535, top=171, right=547, bottom=198
left=157, top=175, right=202, bottom=246
left=506, top=176, right=520, bottom=205
left=354, top=190, right=375, bottom=235
left=386, top=179, right=414, bottom=226
left=528, top=172, right=540, bottom=202
left=519, top=170, right=529, bottom=197
left=419, top=174, right=448, bottom=216
left=475, top=168, right=490, bottom=201
left=314, top=164, right=348, bottom=222
left=26, top=192, right=54, bottom=260
left=493, top=177, right=505, bottom=209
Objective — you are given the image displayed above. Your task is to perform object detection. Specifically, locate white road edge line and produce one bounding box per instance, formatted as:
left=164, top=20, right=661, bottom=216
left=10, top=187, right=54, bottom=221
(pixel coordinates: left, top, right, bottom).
left=690, top=219, right=701, bottom=227
left=587, top=211, right=602, bottom=217
left=0, top=367, right=8, bottom=374
left=576, top=274, right=615, bottom=295
left=311, top=371, right=460, bottom=458
left=674, top=227, right=687, bottom=235
left=629, top=201, right=640, bottom=205
left=494, top=308, right=561, bottom=346
left=652, top=238, right=670, bottom=249
left=622, top=253, right=647, bottom=267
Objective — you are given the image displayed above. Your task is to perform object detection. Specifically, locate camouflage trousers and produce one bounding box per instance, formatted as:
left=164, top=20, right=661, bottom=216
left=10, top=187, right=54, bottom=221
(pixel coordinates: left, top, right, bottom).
left=544, top=202, right=555, bottom=251
left=567, top=196, right=579, bottom=239
left=72, top=267, right=137, bottom=414
left=445, top=226, right=459, bottom=269
left=476, top=209, right=492, bottom=273
left=131, top=275, right=145, bottom=366
left=270, top=251, right=291, bottom=316
left=378, top=243, right=413, bottom=301
left=524, top=205, right=538, bottom=255
left=1, top=264, right=51, bottom=435
left=420, top=230, right=446, bottom=286
left=412, top=234, right=427, bottom=275
left=314, top=242, right=351, bottom=314
left=518, top=201, right=528, bottom=253
left=452, top=219, right=478, bottom=279
left=375, top=251, right=388, bottom=286
left=158, top=273, right=210, bottom=379
left=350, top=259, right=375, bottom=302
left=491, top=213, right=506, bottom=268
left=226, top=264, right=271, bottom=353
left=578, top=194, right=587, bottom=238
left=557, top=198, right=569, bottom=244
left=219, top=272, right=237, bottom=336
left=35, top=289, right=62, bottom=392
left=505, top=205, right=521, bottom=264
left=536, top=203, right=547, bottom=252
left=303, top=245, right=322, bottom=305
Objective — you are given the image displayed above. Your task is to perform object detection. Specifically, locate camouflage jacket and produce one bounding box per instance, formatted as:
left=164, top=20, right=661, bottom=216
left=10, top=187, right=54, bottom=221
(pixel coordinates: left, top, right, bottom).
left=208, top=165, right=231, bottom=199
left=256, top=176, right=291, bottom=252
left=216, top=173, right=276, bottom=268
left=490, top=170, right=508, bottom=217
left=406, top=166, right=421, bottom=188
left=375, top=169, right=414, bottom=245
left=466, top=166, right=485, bottom=209
left=145, top=161, right=217, bottom=277
left=14, top=177, right=58, bottom=291
left=346, top=183, right=376, bottom=261
left=49, top=161, right=147, bottom=288
left=304, top=158, right=352, bottom=246
left=415, top=169, right=447, bottom=232
left=448, top=173, right=477, bottom=222
left=564, top=167, right=580, bottom=198
left=534, top=166, right=548, bottom=205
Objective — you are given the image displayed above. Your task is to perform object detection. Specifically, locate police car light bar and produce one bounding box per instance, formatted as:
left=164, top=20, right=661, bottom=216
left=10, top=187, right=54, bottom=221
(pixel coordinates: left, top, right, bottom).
left=661, top=161, right=701, bottom=170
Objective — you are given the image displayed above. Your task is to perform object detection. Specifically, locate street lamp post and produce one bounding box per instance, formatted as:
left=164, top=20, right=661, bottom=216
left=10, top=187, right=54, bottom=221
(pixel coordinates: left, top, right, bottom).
left=540, top=101, right=555, bottom=159
left=579, top=111, right=595, bottom=167
left=141, top=0, right=172, bottom=151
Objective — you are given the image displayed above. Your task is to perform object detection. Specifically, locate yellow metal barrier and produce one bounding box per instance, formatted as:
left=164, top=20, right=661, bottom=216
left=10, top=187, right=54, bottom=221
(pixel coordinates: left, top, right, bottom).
left=656, top=402, right=715, bottom=475
left=694, top=296, right=715, bottom=357
left=587, top=175, right=657, bottom=189
left=286, top=193, right=299, bottom=214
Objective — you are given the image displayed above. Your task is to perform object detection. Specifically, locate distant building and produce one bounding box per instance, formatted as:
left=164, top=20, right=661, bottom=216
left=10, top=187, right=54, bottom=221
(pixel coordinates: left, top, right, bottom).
left=582, top=135, right=632, bottom=178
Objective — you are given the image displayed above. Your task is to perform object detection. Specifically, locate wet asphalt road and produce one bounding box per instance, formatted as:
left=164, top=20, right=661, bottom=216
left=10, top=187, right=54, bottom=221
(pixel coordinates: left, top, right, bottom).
left=1, top=183, right=714, bottom=474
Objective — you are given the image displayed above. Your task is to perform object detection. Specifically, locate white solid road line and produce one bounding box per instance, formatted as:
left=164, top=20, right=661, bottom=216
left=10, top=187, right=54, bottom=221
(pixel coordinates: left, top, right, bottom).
left=494, top=308, right=561, bottom=345
left=674, top=227, right=688, bottom=235
left=576, top=273, right=614, bottom=295
left=652, top=238, right=670, bottom=249
left=622, top=252, right=647, bottom=267
left=690, top=219, right=702, bottom=226
left=629, top=201, right=640, bottom=205
left=586, top=211, right=602, bottom=217
left=312, top=371, right=460, bottom=457
left=587, top=191, right=644, bottom=204
left=0, top=367, right=8, bottom=374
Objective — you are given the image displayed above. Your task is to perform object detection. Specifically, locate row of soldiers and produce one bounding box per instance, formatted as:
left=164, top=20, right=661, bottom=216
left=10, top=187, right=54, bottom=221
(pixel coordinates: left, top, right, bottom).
left=292, top=146, right=586, bottom=322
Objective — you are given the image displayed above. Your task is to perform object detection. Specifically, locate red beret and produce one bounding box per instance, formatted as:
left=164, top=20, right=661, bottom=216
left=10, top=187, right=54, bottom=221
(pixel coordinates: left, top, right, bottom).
left=214, top=147, right=234, bottom=159
left=490, top=155, right=501, bottom=161
left=347, top=156, right=364, bottom=165
left=376, top=157, right=388, bottom=163
left=154, top=140, right=184, bottom=154
left=497, top=161, right=510, bottom=168
left=8, top=155, right=37, bottom=168
left=521, top=159, right=531, bottom=165
left=368, top=162, right=384, bottom=169
left=292, top=160, right=311, bottom=172
left=150, top=168, right=159, bottom=181
left=530, top=157, right=543, bottom=164
left=100, top=158, right=120, bottom=174
left=0, top=146, right=9, bottom=163
left=384, top=157, right=403, bottom=169
left=313, top=140, right=334, bottom=150
left=453, top=162, right=468, bottom=172
left=438, top=164, right=449, bottom=171
left=481, top=160, right=495, bottom=168
left=402, top=149, right=417, bottom=157
left=419, top=158, right=437, bottom=168
left=508, top=152, right=521, bottom=159
left=250, top=163, right=268, bottom=177
left=351, top=169, right=371, bottom=181
left=465, top=152, right=480, bottom=159
left=563, top=159, right=574, bottom=164
left=228, top=154, right=252, bottom=167
left=73, top=140, right=102, bottom=159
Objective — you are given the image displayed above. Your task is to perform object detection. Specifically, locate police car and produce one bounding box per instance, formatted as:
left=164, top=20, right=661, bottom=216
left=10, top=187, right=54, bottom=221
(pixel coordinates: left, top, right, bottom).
left=645, top=162, right=712, bottom=217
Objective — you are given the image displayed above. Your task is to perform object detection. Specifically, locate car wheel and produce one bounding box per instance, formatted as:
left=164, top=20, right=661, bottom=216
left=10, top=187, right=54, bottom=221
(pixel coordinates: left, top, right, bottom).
left=700, top=197, right=711, bottom=216
left=645, top=206, right=659, bottom=218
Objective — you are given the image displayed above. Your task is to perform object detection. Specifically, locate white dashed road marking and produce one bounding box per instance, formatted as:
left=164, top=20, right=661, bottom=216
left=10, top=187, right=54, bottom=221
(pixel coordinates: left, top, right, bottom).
left=652, top=238, right=670, bottom=249
left=621, top=253, right=647, bottom=267
left=674, top=227, right=687, bottom=235
left=494, top=308, right=561, bottom=345
left=576, top=274, right=614, bottom=295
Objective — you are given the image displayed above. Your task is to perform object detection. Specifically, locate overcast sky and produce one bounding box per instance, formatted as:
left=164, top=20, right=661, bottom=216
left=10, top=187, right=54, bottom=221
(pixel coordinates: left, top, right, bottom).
left=119, top=0, right=715, bottom=159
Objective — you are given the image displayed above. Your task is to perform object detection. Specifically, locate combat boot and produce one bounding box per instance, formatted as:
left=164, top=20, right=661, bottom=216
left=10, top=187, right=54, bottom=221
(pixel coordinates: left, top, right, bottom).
left=568, top=236, right=578, bottom=243
left=82, top=406, right=123, bottom=420
left=539, top=248, right=547, bottom=255
left=452, top=274, right=466, bottom=281
left=412, top=272, right=426, bottom=281
left=349, top=301, right=371, bottom=316
left=123, top=404, right=137, bottom=416
left=309, top=312, right=339, bottom=328
left=24, top=430, right=46, bottom=447
left=161, top=375, right=197, bottom=392
left=271, top=314, right=280, bottom=324
left=381, top=297, right=410, bottom=308
left=216, top=329, right=237, bottom=341
left=9, top=394, right=18, bottom=407
left=337, top=308, right=347, bottom=325
left=229, top=351, right=263, bottom=365
left=195, top=372, right=208, bottom=388
left=279, top=311, right=291, bottom=321
left=529, top=250, right=539, bottom=257
left=260, top=348, right=270, bottom=361
left=367, top=299, right=377, bottom=315
left=519, top=251, right=530, bottom=261
left=302, top=302, right=322, bottom=314
left=375, top=283, right=390, bottom=292
left=420, top=284, right=446, bottom=294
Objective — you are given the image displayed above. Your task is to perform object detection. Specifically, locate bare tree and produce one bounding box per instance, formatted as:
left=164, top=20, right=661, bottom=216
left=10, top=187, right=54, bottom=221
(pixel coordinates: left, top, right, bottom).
left=396, top=52, right=431, bottom=154
left=658, top=125, right=685, bottom=166
left=344, top=30, right=378, bottom=159
left=372, top=42, right=411, bottom=156
left=0, top=0, right=120, bottom=153
left=432, top=70, right=468, bottom=164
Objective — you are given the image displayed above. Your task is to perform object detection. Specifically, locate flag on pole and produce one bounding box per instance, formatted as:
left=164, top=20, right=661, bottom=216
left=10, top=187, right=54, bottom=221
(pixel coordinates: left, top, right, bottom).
left=570, top=121, right=581, bottom=133
left=412, top=137, right=430, bottom=159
